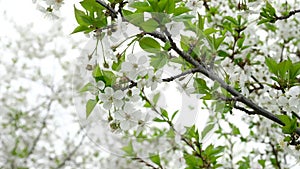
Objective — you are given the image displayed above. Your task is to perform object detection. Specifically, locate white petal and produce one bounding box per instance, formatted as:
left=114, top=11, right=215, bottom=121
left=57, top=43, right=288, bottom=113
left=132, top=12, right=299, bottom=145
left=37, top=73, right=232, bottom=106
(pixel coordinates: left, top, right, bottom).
left=127, top=54, right=136, bottom=63
left=121, top=62, right=133, bottom=72
left=97, top=81, right=105, bottom=90
left=115, top=111, right=125, bottom=120
left=138, top=55, right=147, bottom=64
left=113, top=90, right=124, bottom=99
left=120, top=121, right=131, bottom=130
left=103, top=102, right=112, bottom=110
left=114, top=99, right=124, bottom=108
left=105, top=87, right=113, bottom=95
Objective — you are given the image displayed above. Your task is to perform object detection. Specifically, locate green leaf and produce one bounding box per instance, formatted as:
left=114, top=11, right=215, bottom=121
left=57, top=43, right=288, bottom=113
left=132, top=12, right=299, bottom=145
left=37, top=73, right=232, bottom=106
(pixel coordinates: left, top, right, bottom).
left=174, top=7, right=191, bottom=16
left=171, top=110, right=179, bottom=121
left=184, top=153, right=203, bottom=167
left=102, top=70, right=117, bottom=86
left=164, top=0, right=175, bottom=14
left=140, top=19, right=159, bottom=32
left=214, top=36, right=225, bottom=50
left=86, top=99, right=97, bottom=118
left=149, top=154, right=161, bottom=166
left=71, top=25, right=91, bottom=34
left=237, top=35, right=245, bottom=48
left=266, top=2, right=276, bottom=16
left=139, top=37, right=161, bottom=53
left=289, top=61, right=300, bottom=79
left=130, top=1, right=152, bottom=12
left=180, top=35, right=190, bottom=51
left=79, top=82, right=94, bottom=93
left=278, top=60, right=291, bottom=79
left=193, top=78, right=210, bottom=94
left=144, top=101, right=151, bottom=108
left=277, top=115, right=297, bottom=134
left=124, top=13, right=144, bottom=26
left=150, top=52, right=168, bottom=69
left=224, top=16, right=238, bottom=25
left=92, top=65, right=102, bottom=77
left=112, top=54, right=125, bottom=71
left=258, top=159, right=266, bottom=168
left=122, top=141, right=136, bottom=156
left=74, top=5, right=88, bottom=26
left=203, top=28, right=218, bottom=35
left=153, top=117, right=166, bottom=122
left=197, top=14, right=205, bottom=30
left=80, top=0, right=104, bottom=13
left=160, top=108, right=169, bottom=119
left=218, top=50, right=230, bottom=57
left=265, top=57, right=278, bottom=75
left=172, top=14, right=195, bottom=22
left=201, top=123, right=214, bottom=140
left=153, top=92, right=160, bottom=105
left=163, top=41, right=171, bottom=50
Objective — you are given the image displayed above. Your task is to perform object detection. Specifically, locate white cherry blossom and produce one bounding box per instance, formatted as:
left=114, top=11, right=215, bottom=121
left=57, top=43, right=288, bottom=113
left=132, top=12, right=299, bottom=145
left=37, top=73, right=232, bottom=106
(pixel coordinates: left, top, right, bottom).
left=115, top=103, right=141, bottom=130
left=99, top=87, right=124, bottom=110
left=146, top=69, right=163, bottom=90
left=121, top=54, right=148, bottom=80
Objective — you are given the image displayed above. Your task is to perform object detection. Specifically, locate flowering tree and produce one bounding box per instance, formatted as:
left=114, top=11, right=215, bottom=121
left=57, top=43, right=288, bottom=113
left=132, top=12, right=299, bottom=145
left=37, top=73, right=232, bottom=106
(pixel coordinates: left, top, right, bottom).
left=67, top=0, right=300, bottom=168
left=6, top=0, right=300, bottom=168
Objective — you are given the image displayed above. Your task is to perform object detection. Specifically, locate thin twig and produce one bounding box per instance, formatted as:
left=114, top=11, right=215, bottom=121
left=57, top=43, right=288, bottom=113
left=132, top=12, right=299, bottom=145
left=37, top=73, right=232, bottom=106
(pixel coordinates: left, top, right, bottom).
left=27, top=99, right=53, bottom=157
left=275, top=9, right=300, bottom=21
left=132, top=157, right=162, bottom=169
left=55, top=131, right=86, bottom=169
left=162, top=68, right=200, bottom=82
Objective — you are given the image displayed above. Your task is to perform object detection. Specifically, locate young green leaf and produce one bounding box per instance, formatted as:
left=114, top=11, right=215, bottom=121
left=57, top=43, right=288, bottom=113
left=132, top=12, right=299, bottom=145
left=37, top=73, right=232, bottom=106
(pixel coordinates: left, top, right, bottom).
left=140, top=19, right=159, bottom=32
left=149, top=154, right=161, bottom=166
left=201, top=123, right=214, bottom=140
left=86, top=99, right=97, bottom=118
left=139, top=37, right=161, bottom=53
left=150, top=52, right=168, bottom=69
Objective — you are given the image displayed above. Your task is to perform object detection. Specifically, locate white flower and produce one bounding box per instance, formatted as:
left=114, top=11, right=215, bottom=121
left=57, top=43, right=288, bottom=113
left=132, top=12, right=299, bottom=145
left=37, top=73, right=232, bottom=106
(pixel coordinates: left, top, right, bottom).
left=146, top=69, right=163, bottom=90
left=126, top=87, right=141, bottom=102
left=136, top=113, right=152, bottom=135
left=99, top=87, right=124, bottom=110
left=166, top=22, right=184, bottom=36
left=115, top=103, right=141, bottom=130
left=110, top=15, right=129, bottom=43
left=87, top=79, right=105, bottom=95
left=46, top=0, right=64, bottom=10
left=121, top=54, right=148, bottom=80
left=186, top=0, right=203, bottom=14
left=36, top=4, right=59, bottom=20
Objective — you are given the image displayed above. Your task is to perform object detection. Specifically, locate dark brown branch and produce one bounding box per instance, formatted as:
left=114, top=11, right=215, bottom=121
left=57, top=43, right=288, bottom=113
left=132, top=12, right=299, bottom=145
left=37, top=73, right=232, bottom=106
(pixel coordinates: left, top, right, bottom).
left=132, top=157, right=162, bottom=169
left=234, top=105, right=256, bottom=115
left=96, top=0, right=118, bottom=18
left=203, top=0, right=210, bottom=11
left=275, top=9, right=300, bottom=20
left=162, top=68, right=200, bottom=82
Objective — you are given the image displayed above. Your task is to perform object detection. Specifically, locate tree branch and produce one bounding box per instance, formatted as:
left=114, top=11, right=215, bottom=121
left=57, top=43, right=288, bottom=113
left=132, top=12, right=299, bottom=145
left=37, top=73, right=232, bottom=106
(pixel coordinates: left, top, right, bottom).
left=27, top=99, right=53, bottom=157
left=132, top=157, right=162, bottom=169
left=275, top=9, right=300, bottom=21
left=55, top=131, right=86, bottom=169
left=96, top=0, right=118, bottom=18
left=162, top=68, right=200, bottom=82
